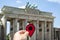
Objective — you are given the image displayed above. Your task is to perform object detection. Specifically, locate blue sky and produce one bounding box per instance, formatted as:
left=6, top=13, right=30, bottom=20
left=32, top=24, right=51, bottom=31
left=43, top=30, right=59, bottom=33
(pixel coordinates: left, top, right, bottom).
left=0, top=0, right=60, bottom=34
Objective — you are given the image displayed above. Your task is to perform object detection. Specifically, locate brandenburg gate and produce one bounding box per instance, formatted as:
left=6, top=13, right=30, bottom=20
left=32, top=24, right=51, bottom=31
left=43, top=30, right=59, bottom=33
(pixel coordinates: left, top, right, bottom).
left=0, top=6, right=55, bottom=40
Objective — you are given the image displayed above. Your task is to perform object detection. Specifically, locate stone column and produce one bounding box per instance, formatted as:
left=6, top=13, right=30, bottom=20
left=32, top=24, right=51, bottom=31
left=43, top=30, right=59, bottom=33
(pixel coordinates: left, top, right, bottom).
left=1, top=25, right=4, bottom=40
left=17, top=22, right=19, bottom=31
left=1, top=15, right=7, bottom=40
left=0, top=23, right=1, bottom=40
left=0, top=21, right=2, bottom=40
left=44, top=21, right=47, bottom=40
left=49, top=22, right=52, bottom=40
left=10, top=19, right=13, bottom=40
left=22, top=19, right=30, bottom=40
left=23, top=19, right=28, bottom=30
left=13, top=18, right=18, bottom=34
left=30, top=21, right=36, bottom=40
left=10, top=18, right=18, bottom=40
left=18, top=21, right=20, bottom=31
left=51, top=22, right=54, bottom=40
left=19, top=20, right=22, bottom=30
left=22, top=20, right=25, bottom=30
left=42, top=21, right=45, bottom=40
left=33, top=21, right=37, bottom=40
left=36, top=20, right=39, bottom=40
left=4, top=17, right=7, bottom=40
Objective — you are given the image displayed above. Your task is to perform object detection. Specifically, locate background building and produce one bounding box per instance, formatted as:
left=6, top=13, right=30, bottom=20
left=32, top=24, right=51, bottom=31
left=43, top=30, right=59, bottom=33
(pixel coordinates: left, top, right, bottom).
left=0, top=6, right=55, bottom=40
left=54, top=28, right=60, bottom=40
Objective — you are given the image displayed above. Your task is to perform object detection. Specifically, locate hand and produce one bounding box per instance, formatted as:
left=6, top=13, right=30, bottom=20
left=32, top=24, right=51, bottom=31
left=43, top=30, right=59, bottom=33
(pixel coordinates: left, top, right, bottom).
left=13, top=30, right=29, bottom=40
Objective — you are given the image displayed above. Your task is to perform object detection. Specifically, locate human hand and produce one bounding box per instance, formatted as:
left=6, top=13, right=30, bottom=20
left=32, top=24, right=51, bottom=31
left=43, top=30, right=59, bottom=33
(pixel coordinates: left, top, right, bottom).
left=13, top=30, right=29, bottom=40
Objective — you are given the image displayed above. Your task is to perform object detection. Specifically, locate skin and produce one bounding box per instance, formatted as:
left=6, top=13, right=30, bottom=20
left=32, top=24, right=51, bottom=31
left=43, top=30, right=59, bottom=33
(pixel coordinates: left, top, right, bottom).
left=13, top=30, right=29, bottom=40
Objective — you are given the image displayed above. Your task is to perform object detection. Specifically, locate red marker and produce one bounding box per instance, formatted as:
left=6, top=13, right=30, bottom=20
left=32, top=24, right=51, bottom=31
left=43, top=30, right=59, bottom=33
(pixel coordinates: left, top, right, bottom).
left=26, top=23, right=35, bottom=37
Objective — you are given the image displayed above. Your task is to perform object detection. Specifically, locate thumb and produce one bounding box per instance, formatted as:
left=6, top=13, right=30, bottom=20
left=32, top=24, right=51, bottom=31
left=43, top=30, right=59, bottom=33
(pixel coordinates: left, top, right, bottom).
left=20, top=31, right=29, bottom=40
left=24, top=31, right=29, bottom=36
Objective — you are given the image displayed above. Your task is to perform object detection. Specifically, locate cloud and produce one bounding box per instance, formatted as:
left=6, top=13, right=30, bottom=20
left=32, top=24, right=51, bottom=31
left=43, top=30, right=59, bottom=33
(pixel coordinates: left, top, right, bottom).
left=16, top=0, right=21, bottom=3
left=18, top=6, right=25, bottom=9
left=47, top=0, right=60, bottom=3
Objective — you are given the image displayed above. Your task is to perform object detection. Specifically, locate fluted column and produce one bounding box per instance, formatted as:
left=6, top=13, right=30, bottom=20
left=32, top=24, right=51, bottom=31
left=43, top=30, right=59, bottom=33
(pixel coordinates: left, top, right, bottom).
left=18, top=19, right=28, bottom=30
left=13, top=18, right=18, bottom=34
left=23, top=19, right=28, bottom=30
left=30, top=21, right=36, bottom=40
left=22, top=19, right=30, bottom=40
left=44, top=21, right=47, bottom=40
left=10, top=19, right=13, bottom=40
left=0, top=21, right=2, bottom=40
left=51, top=22, right=54, bottom=40
left=22, top=20, right=25, bottom=30
left=49, top=22, right=52, bottom=40
left=33, top=21, right=36, bottom=40
left=19, top=20, right=23, bottom=30
left=1, top=15, right=7, bottom=40
left=42, top=21, right=45, bottom=40
left=1, top=25, right=4, bottom=40
left=10, top=18, right=18, bottom=40
left=17, top=22, right=19, bottom=31
left=0, top=24, right=1, bottom=40
left=4, top=17, right=7, bottom=40
left=36, top=20, right=39, bottom=40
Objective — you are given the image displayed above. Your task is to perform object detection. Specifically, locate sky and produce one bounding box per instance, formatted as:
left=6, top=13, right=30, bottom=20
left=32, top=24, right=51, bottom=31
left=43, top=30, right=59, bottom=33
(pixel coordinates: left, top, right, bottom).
left=0, top=0, right=60, bottom=34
